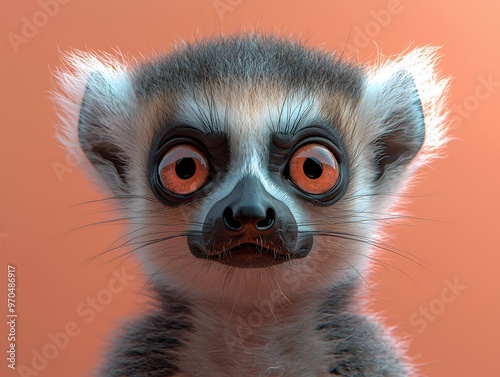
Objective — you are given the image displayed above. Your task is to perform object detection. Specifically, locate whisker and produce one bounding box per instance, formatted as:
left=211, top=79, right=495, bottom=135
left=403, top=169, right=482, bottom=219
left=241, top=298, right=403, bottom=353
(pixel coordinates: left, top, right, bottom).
left=84, top=232, right=201, bottom=265
left=55, top=194, right=157, bottom=212
left=308, top=230, right=428, bottom=270
left=335, top=254, right=379, bottom=303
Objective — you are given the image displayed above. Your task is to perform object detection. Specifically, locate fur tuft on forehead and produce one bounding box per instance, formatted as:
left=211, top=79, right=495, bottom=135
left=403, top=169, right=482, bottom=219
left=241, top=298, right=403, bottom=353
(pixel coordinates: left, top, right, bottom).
left=132, top=34, right=365, bottom=101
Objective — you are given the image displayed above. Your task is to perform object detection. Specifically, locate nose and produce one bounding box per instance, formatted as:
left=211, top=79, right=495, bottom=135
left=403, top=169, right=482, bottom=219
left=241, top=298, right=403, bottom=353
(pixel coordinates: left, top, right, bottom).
left=223, top=206, right=276, bottom=231
left=222, top=176, right=277, bottom=233
left=188, top=174, right=310, bottom=260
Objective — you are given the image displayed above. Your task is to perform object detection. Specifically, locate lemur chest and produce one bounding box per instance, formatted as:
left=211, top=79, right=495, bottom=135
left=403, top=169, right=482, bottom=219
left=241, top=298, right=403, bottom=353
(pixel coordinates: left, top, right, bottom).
left=179, top=311, right=328, bottom=377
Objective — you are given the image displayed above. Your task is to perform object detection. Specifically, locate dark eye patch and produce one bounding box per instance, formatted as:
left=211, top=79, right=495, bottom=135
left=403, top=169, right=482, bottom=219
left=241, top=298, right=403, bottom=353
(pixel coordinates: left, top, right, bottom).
left=268, top=124, right=349, bottom=205
left=148, top=125, right=230, bottom=205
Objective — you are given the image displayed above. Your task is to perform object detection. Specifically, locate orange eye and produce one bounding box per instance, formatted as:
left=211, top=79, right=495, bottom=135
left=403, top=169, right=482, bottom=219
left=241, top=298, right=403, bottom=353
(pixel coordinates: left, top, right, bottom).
left=288, top=143, right=340, bottom=195
left=158, top=144, right=210, bottom=195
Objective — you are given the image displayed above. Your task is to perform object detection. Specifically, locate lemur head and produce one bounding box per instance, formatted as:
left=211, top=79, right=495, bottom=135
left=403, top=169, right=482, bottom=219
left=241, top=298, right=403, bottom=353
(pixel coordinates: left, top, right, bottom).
left=56, top=35, right=448, bottom=302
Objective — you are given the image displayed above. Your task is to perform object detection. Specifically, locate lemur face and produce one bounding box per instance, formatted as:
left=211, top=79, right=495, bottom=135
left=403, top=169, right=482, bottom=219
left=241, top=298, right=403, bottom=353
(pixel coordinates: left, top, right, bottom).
left=148, top=91, right=351, bottom=270
left=57, top=36, right=447, bottom=302
left=134, top=88, right=368, bottom=301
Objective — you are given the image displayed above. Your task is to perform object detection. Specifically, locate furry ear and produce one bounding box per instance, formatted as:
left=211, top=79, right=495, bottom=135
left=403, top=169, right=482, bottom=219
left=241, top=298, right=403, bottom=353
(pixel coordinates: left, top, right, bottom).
left=53, top=51, right=136, bottom=195
left=357, top=47, right=450, bottom=191
left=371, top=70, right=425, bottom=182
left=78, top=71, right=131, bottom=194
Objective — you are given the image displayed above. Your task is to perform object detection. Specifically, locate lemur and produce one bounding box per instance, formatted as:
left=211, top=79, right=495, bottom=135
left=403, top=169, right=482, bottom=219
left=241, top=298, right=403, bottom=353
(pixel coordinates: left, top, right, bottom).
left=54, top=35, right=448, bottom=376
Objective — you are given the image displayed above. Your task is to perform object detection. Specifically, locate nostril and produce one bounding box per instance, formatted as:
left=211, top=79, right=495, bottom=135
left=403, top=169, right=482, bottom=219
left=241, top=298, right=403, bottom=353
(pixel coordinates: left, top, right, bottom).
left=256, top=208, right=275, bottom=230
left=223, top=207, right=243, bottom=231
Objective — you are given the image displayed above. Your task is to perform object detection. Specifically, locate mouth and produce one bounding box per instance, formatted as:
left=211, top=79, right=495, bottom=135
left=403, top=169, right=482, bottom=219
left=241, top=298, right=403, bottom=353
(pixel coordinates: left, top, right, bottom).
left=192, top=243, right=289, bottom=269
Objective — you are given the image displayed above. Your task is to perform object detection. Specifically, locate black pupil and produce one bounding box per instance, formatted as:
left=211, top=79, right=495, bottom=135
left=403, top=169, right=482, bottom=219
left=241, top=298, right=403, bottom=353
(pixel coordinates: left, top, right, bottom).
left=303, top=158, right=323, bottom=179
left=175, top=158, right=197, bottom=180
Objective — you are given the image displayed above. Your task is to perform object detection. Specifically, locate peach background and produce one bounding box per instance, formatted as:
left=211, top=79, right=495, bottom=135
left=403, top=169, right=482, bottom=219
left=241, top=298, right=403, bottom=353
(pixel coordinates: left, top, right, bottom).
left=1, top=1, right=499, bottom=376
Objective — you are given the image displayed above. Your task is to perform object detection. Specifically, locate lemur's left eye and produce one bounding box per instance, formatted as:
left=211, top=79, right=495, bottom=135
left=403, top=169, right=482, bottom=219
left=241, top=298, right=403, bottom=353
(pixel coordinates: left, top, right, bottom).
left=288, top=143, right=339, bottom=194
left=158, top=144, right=210, bottom=195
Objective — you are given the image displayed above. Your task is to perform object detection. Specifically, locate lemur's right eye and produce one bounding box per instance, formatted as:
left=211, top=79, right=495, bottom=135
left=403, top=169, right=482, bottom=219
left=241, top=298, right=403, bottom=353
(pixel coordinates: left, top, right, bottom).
left=158, top=144, right=210, bottom=195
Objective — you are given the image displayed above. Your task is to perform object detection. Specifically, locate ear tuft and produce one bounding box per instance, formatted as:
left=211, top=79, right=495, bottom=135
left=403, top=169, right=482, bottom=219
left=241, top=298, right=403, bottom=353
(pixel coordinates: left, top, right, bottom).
left=52, top=50, right=135, bottom=194
left=359, top=47, right=450, bottom=188
left=372, top=70, right=425, bottom=181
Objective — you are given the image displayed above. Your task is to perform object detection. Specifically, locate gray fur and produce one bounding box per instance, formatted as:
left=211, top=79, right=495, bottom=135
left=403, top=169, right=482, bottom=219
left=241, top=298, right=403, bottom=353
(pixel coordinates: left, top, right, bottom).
left=132, top=35, right=364, bottom=102
left=99, top=280, right=408, bottom=377
left=54, top=34, right=449, bottom=377
left=97, top=290, right=192, bottom=377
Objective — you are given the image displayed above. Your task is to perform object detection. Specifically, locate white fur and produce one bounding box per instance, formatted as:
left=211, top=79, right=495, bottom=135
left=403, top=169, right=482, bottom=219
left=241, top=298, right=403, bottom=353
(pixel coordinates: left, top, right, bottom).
left=51, top=50, right=136, bottom=190
left=362, top=46, right=450, bottom=170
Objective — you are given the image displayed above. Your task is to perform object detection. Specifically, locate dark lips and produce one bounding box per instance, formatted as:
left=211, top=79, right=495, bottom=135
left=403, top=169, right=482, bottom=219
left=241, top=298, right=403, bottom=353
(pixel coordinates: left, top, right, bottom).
left=213, top=243, right=289, bottom=268
left=189, top=242, right=288, bottom=269
left=188, top=240, right=314, bottom=269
